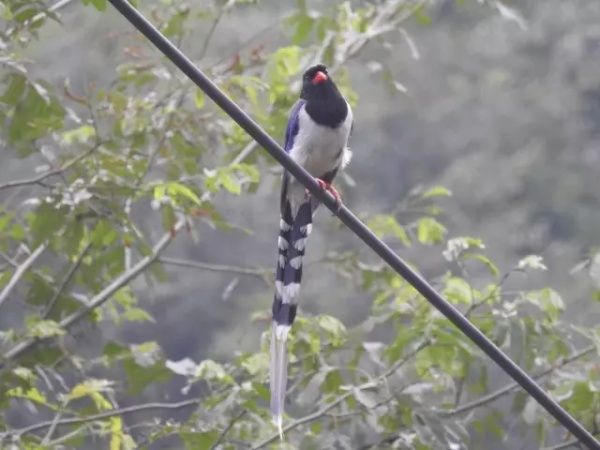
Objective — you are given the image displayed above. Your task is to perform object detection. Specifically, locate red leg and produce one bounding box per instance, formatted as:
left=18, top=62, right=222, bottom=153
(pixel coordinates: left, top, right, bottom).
left=306, top=179, right=342, bottom=211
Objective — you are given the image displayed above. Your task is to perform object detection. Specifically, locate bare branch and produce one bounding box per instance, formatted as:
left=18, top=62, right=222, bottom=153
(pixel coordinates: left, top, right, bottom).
left=0, top=142, right=104, bottom=192
left=44, top=426, right=87, bottom=447
left=541, top=439, right=582, bottom=450
left=0, top=244, right=47, bottom=311
left=4, top=398, right=199, bottom=438
left=210, top=410, right=247, bottom=450
left=0, top=221, right=185, bottom=368
left=40, top=411, right=63, bottom=445
left=42, top=243, right=92, bottom=319
left=159, top=257, right=270, bottom=284
left=199, top=12, right=223, bottom=60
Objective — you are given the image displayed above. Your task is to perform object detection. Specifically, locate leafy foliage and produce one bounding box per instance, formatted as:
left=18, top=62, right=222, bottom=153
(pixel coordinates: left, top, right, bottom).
left=0, top=0, right=598, bottom=449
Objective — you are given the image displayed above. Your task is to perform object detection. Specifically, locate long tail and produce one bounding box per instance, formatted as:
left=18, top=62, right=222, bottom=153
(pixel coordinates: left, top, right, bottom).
left=270, top=200, right=313, bottom=438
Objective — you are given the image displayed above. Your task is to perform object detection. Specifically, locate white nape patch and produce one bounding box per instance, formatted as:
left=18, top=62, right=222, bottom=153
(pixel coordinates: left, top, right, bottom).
left=280, top=219, right=291, bottom=231
left=293, top=237, right=307, bottom=251
left=278, top=236, right=289, bottom=250
left=282, top=283, right=300, bottom=303
left=275, top=280, right=283, bottom=297
left=289, top=256, right=302, bottom=269
left=300, top=223, right=313, bottom=235
left=274, top=323, right=291, bottom=341
left=278, top=255, right=286, bottom=268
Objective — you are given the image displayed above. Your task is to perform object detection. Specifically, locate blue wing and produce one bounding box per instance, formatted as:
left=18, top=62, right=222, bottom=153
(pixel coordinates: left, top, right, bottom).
left=280, top=100, right=305, bottom=212
left=284, top=99, right=305, bottom=153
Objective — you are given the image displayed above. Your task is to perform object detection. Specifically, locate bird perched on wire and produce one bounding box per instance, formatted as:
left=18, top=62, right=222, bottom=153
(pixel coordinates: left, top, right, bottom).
left=270, top=64, right=354, bottom=438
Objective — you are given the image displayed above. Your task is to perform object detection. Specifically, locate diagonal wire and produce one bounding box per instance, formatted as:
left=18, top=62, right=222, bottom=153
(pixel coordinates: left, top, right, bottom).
left=106, top=0, right=600, bottom=448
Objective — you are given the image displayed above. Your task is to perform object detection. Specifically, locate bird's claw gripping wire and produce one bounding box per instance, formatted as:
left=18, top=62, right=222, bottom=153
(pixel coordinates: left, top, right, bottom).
left=305, top=178, right=342, bottom=211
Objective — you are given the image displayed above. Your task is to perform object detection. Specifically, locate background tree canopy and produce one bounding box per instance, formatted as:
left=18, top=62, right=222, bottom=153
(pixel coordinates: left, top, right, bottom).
left=0, top=0, right=599, bottom=449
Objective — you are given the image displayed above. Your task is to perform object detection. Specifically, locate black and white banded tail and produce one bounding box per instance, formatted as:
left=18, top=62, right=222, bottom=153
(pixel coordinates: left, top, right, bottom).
left=270, top=199, right=313, bottom=437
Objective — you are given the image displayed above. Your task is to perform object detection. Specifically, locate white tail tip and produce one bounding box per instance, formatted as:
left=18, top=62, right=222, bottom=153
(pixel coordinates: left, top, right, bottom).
left=273, top=414, right=284, bottom=440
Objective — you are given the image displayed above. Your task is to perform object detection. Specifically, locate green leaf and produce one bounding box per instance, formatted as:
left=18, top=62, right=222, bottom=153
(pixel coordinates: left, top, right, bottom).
left=421, top=186, right=452, bottom=199
left=123, top=358, right=172, bottom=396
left=67, top=379, right=114, bottom=401
left=25, top=318, right=65, bottom=338
left=0, top=213, right=12, bottom=233
left=526, top=288, right=565, bottom=321
left=318, top=315, right=347, bottom=344
left=6, top=386, right=49, bottom=407
left=414, top=8, right=432, bottom=26
left=353, top=387, right=377, bottom=409
left=121, top=307, right=155, bottom=323
left=194, top=90, right=205, bottom=109
left=180, top=431, right=219, bottom=450
left=220, top=172, right=241, bottom=195
left=196, top=359, right=234, bottom=384
left=367, top=214, right=410, bottom=245
left=240, top=352, right=269, bottom=375
left=442, top=277, right=473, bottom=305
left=82, top=0, right=107, bottom=11
left=564, top=381, right=594, bottom=411
left=1, top=73, right=27, bottom=105
left=292, top=15, right=314, bottom=44
left=416, top=217, right=446, bottom=244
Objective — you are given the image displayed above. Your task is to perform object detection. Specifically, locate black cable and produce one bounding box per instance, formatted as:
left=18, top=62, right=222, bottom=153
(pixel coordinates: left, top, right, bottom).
left=107, top=0, right=599, bottom=448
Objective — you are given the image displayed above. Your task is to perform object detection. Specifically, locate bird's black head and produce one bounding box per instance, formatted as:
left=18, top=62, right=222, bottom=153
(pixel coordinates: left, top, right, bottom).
left=300, top=64, right=340, bottom=102
left=300, top=64, right=348, bottom=128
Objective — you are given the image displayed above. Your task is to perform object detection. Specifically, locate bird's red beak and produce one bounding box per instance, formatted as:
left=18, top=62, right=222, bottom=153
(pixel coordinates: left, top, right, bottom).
left=312, top=71, right=328, bottom=84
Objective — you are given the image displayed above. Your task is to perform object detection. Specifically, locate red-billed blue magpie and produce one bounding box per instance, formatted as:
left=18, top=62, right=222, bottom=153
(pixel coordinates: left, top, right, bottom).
left=270, top=64, right=354, bottom=436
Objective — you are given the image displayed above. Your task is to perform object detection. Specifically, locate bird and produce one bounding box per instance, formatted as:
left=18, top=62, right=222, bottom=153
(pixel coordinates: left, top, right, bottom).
left=270, top=63, right=354, bottom=438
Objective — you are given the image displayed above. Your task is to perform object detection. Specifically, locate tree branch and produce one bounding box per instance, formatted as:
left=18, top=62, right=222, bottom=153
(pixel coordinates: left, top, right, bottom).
left=158, top=257, right=270, bottom=284
left=3, top=397, right=199, bottom=438
left=0, top=142, right=103, bottom=192
left=0, top=220, right=185, bottom=369
left=210, top=409, right=247, bottom=450
left=199, top=11, right=223, bottom=60
left=0, top=244, right=47, bottom=311
left=42, top=242, right=92, bottom=319
left=541, top=439, right=583, bottom=450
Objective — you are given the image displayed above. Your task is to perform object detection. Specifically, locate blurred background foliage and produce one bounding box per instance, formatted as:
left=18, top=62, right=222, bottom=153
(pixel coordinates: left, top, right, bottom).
left=0, top=0, right=600, bottom=449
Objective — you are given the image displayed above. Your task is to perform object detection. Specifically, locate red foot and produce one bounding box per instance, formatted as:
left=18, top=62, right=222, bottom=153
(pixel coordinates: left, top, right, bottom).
left=305, top=179, right=342, bottom=211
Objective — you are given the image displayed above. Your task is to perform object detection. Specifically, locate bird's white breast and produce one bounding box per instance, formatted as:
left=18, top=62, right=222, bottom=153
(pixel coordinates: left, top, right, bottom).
left=289, top=102, right=353, bottom=178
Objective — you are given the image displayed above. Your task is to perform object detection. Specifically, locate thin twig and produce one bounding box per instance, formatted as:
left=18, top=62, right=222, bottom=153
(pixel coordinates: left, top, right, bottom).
left=40, top=411, right=63, bottom=445
left=44, top=426, right=87, bottom=447
left=45, top=425, right=86, bottom=448
left=0, top=220, right=185, bottom=369
left=42, top=243, right=92, bottom=319
left=199, top=12, right=223, bottom=60
left=210, top=410, right=247, bottom=450
left=0, top=244, right=47, bottom=311
left=541, top=439, right=583, bottom=450
left=4, top=398, right=199, bottom=437
left=0, top=142, right=104, bottom=192
left=159, top=257, right=270, bottom=284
